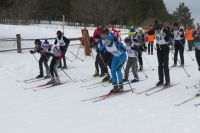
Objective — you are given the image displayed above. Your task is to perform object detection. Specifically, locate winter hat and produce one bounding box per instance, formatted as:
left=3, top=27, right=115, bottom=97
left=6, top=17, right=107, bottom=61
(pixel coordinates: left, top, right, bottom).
left=124, top=37, right=131, bottom=43
left=130, top=27, right=136, bottom=33
left=43, top=39, right=49, bottom=45
left=57, top=30, right=62, bottom=36
left=34, top=39, right=41, bottom=44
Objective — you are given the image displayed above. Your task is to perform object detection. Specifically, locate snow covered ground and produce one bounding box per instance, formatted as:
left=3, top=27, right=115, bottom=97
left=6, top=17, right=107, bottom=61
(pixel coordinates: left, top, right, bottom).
left=0, top=24, right=200, bottom=133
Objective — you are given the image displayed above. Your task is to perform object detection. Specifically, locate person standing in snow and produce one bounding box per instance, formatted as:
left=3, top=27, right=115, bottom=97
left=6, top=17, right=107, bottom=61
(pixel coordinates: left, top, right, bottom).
left=47, top=43, right=62, bottom=85
left=123, top=37, right=139, bottom=83
left=54, top=31, right=70, bottom=69
left=104, top=34, right=127, bottom=93
left=92, top=34, right=105, bottom=77
left=155, top=24, right=171, bottom=87
left=147, top=25, right=155, bottom=55
left=99, top=29, right=113, bottom=81
left=93, top=25, right=102, bottom=38
left=194, top=28, right=200, bottom=71
left=136, top=28, right=145, bottom=71
left=30, top=39, right=51, bottom=79
left=194, top=28, right=200, bottom=96
left=185, top=25, right=194, bottom=51
left=171, top=23, right=185, bottom=67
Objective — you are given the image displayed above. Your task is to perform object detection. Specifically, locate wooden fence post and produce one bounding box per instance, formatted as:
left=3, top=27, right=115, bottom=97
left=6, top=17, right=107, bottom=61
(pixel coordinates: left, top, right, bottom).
left=16, top=34, right=22, bottom=53
left=81, top=27, right=91, bottom=56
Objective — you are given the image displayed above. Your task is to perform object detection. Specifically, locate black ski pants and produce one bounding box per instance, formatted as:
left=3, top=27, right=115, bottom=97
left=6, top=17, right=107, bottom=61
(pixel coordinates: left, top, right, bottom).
left=39, top=54, right=49, bottom=76
left=174, top=40, right=184, bottom=65
left=157, top=44, right=170, bottom=83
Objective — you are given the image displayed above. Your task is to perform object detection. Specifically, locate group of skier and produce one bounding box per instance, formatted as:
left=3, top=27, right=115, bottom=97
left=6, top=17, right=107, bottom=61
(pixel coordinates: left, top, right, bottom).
left=30, top=31, right=70, bottom=85
left=92, top=21, right=200, bottom=94
left=29, top=21, right=200, bottom=95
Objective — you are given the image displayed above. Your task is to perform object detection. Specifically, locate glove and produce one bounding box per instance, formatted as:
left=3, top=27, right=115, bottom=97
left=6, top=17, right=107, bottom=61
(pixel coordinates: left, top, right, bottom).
left=30, top=50, right=34, bottom=54
left=36, top=49, right=41, bottom=53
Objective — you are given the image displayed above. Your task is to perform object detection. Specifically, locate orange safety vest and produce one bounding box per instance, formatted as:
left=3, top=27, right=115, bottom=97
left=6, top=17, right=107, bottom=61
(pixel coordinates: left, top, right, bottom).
left=148, top=35, right=155, bottom=42
left=185, top=29, right=194, bottom=41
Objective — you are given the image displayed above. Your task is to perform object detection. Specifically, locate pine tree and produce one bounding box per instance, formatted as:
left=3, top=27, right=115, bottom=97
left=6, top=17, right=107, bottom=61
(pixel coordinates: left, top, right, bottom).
left=173, top=2, right=194, bottom=27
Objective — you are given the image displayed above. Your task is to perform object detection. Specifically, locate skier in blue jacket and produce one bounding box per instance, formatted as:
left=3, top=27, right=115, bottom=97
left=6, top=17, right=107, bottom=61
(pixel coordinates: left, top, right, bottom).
left=103, top=34, right=127, bottom=93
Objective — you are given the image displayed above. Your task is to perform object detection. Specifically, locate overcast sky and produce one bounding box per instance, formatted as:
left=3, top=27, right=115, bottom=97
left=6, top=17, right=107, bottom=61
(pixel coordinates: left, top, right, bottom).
left=163, top=0, right=200, bottom=23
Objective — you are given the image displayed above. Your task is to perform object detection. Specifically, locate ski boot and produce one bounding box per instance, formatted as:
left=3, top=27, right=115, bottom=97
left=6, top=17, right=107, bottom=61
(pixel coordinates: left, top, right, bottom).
left=138, top=66, right=143, bottom=72
left=118, top=83, right=124, bottom=92
left=131, top=78, right=139, bottom=83
left=102, top=75, right=110, bottom=82
left=62, top=65, right=68, bottom=69
left=36, top=74, right=44, bottom=78
left=171, top=64, right=177, bottom=67
left=93, top=72, right=99, bottom=77
left=110, top=85, right=119, bottom=93
left=99, top=73, right=105, bottom=77
left=179, top=64, right=184, bottom=67
left=54, top=77, right=60, bottom=85
left=156, top=81, right=163, bottom=86
left=196, top=91, right=200, bottom=97
left=164, top=82, right=170, bottom=87
left=44, top=73, right=51, bottom=79
left=123, top=78, right=128, bottom=82
left=47, top=76, right=55, bottom=85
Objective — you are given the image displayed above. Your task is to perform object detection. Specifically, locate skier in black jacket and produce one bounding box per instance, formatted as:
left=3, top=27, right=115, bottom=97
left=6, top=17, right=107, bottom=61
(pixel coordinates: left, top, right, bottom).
left=54, top=31, right=70, bottom=69
left=155, top=24, right=171, bottom=87
left=30, top=39, right=51, bottom=79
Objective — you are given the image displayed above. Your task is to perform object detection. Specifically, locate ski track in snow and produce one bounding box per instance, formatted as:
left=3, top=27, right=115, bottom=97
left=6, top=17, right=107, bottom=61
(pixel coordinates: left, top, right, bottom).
left=0, top=24, right=200, bottom=133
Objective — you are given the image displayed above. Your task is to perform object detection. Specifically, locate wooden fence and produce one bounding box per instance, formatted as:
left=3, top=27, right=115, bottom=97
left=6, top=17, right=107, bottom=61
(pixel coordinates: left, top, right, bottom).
left=0, top=35, right=82, bottom=53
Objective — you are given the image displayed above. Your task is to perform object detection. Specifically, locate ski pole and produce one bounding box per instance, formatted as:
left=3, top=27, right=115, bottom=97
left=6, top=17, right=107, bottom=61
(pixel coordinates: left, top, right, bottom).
left=120, top=60, right=134, bottom=93
left=32, top=54, right=39, bottom=63
left=170, top=49, right=191, bottom=77
left=60, top=68, right=74, bottom=82
left=139, top=69, right=148, bottom=78
left=99, top=53, right=112, bottom=79
left=178, top=40, right=195, bottom=62
left=75, top=45, right=81, bottom=60
left=69, top=50, right=84, bottom=61
left=65, top=56, right=73, bottom=62
left=186, top=50, right=195, bottom=61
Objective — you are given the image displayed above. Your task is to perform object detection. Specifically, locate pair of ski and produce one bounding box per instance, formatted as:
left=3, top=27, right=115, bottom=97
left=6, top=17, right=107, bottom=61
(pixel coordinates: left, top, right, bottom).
left=135, top=83, right=178, bottom=96
left=82, top=83, right=178, bottom=102
left=169, top=65, right=188, bottom=70
left=86, top=78, right=148, bottom=90
left=80, top=76, right=99, bottom=82
left=24, top=81, right=71, bottom=91
left=175, top=94, right=200, bottom=107
left=17, top=77, right=44, bottom=83
left=82, top=89, right=133, bottom=103
left=81, top=80, right=110, bottom=88
left=17, top=75, right=61, bottom=84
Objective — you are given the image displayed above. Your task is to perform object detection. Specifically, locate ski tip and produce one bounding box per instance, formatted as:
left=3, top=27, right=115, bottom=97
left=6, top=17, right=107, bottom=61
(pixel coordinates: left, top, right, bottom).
left=174, top=104, right=180, bottom=107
